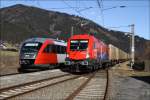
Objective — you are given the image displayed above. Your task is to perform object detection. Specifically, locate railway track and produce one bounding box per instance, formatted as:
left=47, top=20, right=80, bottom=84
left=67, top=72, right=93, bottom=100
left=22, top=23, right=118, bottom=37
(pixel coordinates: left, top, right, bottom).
left=66, top=70, right=109, bottom=100
left=0, top=70, right=109, bottom=100
left=0, top=73, right=78, bottom=99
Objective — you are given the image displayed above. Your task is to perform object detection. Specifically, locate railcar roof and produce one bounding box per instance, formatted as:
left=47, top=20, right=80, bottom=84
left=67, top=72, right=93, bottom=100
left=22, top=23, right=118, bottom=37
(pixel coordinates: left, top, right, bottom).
left=70, top=34, right=93, bottom=39
left=24, top=38, right=65, bottom=43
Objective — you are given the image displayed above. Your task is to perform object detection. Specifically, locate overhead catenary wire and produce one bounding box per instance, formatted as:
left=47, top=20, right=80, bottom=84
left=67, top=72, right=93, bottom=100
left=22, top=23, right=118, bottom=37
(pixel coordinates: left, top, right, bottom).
left=62, top=0, right=84, bottom=17
left=62, top=0, right=89, bottom=36
left=43, top=5, right=149, bottom=10
left=61, top=1, right=92, bottom=26
left=78, top=7, right=93, bottom=12
left=107, top=25, right=132, bottom=29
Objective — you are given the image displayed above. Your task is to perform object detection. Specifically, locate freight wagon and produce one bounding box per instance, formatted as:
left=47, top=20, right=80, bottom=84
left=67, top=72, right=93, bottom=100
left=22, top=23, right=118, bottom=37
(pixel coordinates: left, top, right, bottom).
left=108, top=44, right=129, bottom=65
left=108, top=44, right=119, bottom=65
left=118, top=49, right=129, bottom=62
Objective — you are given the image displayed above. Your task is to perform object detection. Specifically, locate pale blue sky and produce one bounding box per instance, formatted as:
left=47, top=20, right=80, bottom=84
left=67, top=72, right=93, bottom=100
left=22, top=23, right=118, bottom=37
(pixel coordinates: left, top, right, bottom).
left=1, top=0, right=150, bottom=40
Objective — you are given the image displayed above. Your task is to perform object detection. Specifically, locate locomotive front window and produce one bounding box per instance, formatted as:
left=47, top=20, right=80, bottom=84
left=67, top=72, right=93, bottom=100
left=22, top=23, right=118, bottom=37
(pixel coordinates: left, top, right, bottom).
left=21, top=42, right=42, bottom=52
left=70, top=40, right=88, bottom=51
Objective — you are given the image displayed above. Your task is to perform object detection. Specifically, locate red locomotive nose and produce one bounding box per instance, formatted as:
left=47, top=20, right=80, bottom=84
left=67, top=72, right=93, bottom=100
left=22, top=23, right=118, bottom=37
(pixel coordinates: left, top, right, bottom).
left=69, top=51, right=87, bottom=60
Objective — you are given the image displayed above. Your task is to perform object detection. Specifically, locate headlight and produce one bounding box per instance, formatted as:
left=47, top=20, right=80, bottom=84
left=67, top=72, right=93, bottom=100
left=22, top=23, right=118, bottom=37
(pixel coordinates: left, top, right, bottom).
left=86, top=53, right=89, bottom=58
left=32, top=54, right=36, bottom=59
left=24, top=53, right=37, bottom=59
left=66, top=54, right=69, bottom=57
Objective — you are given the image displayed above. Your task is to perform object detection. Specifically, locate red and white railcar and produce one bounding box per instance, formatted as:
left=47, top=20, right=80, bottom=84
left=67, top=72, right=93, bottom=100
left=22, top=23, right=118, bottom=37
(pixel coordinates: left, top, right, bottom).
left=18, top=38, right=66, bottom=72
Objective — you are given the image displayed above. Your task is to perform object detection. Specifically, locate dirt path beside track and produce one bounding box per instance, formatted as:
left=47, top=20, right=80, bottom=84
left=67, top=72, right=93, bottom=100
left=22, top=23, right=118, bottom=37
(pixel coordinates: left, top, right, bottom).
left=108, top=62, right=150, bottom=100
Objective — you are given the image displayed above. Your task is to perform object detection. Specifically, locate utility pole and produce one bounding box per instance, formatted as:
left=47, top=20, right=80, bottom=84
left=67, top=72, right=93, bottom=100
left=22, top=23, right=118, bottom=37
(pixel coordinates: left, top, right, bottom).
left=107, top=23, right=134, bottom=68
left=130, top=24, right=135, bottom=68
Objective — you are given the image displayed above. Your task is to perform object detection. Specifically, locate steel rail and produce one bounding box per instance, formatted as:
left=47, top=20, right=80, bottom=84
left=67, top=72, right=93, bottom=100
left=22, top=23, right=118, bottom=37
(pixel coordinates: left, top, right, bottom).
left=65, top=72, right=96, bottom=100
left=65, top=70, right=109, bottom=100
left=104, top=69, right=109, bottom=100
left=0, top=73, right=84, bottom=100
left=0, top=73, right=70, bottom=92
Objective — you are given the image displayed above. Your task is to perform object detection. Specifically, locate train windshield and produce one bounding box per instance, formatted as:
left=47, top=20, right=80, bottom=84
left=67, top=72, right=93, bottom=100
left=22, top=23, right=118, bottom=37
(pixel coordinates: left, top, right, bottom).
left=70, top=40, right=88, bottom=51
left=21, top=42, right=42, bottom=52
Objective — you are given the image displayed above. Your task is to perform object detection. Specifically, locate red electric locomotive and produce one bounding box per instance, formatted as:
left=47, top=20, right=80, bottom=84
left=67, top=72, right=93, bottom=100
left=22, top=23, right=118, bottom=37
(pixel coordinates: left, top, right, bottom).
left=18, top=38, right=67, bottom=72
left=65, top=34, right=109, bottom=71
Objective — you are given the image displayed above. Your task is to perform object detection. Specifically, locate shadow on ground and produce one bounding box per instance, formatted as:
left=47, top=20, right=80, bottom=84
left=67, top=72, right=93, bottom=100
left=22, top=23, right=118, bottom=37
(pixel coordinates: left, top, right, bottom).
left=18, top=67, right=59, bottom=73
left=131, top=76, right=150, bottom=84
left=59, top=66, right=97, bottom=75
